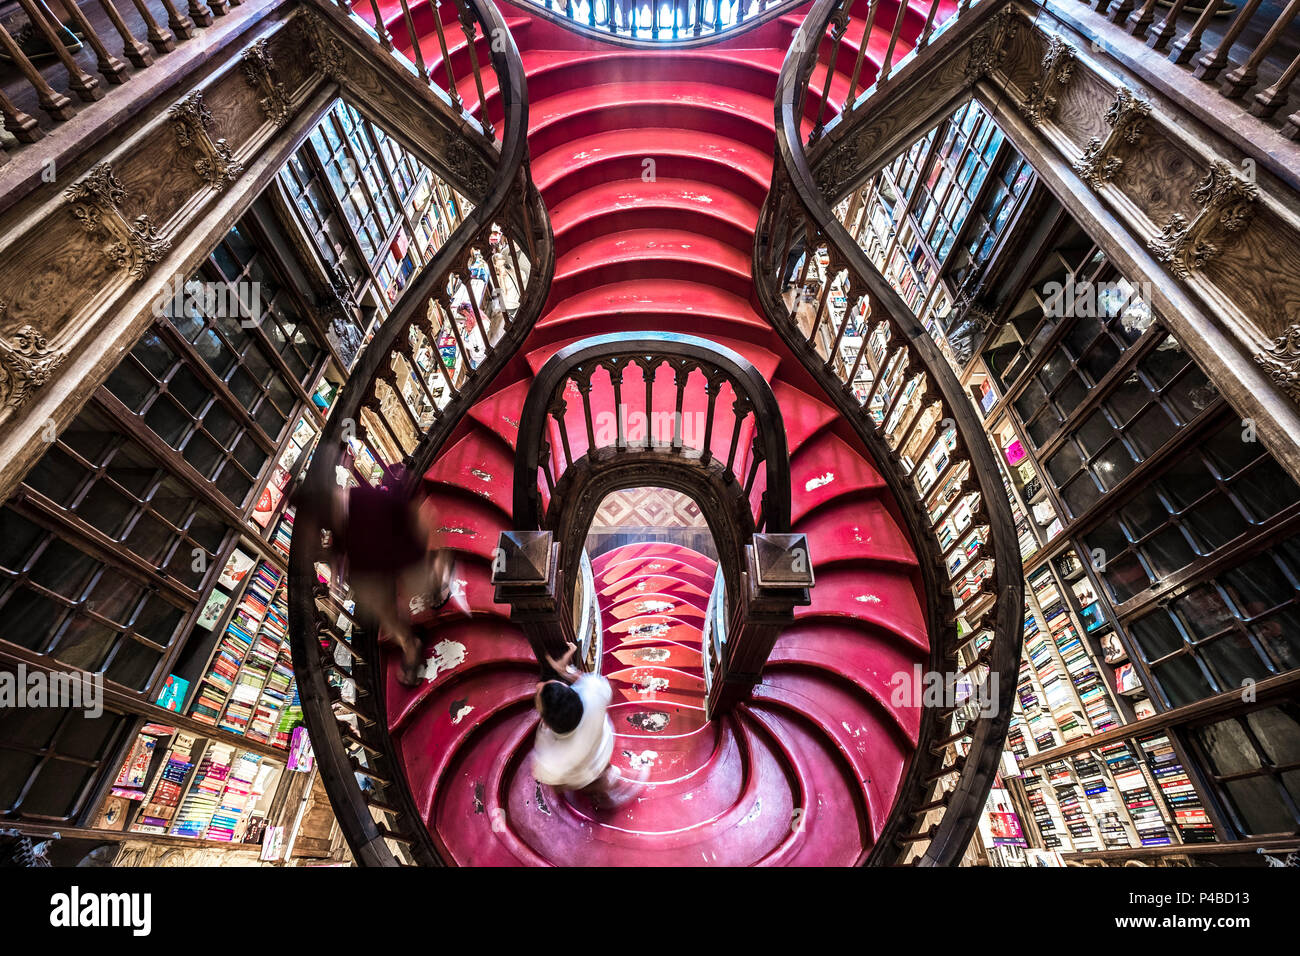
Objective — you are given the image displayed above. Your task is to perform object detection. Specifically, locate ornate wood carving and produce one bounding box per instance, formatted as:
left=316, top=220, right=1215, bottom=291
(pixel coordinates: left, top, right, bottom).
left=241, top=39, right=290, bottom=127
left=964, top=6, right=1019, bottom=82
left=445, top=138, right=490, bottom=196
left=168, top=90, right=243, bottom=190
left=300, top=9, right=347, bottom=81
left=1148, top=160, right=1257, bottom=278
left=0, top=304, right=67, bottom=410
left=1254, top=324, right=1300, bottom=403
left=63, top=163, right=171, bottom=279
left=1072, top=86, right=1151, bottom=189
left=1023, top=35, right=1076, bottom=127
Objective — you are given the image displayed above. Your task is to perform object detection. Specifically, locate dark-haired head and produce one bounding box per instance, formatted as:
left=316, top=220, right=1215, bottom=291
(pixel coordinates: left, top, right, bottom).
left=535, top=680, right=583, bottom=734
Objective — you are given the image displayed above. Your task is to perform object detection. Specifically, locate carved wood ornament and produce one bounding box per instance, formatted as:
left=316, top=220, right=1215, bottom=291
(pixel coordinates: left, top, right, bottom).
left=0, top=302, right=67, bottom=410
left=1255, top=324, right=1300, bottom=403
left=1023, top=35, right=1076, bottom=127
left=1073, top=85, right=1151, bottom=189
left=300, top=10, right=347, bottom=81
left=241, top=39, right=291, bottom=127
left=64, top=163, right=171, bottom=279
left=169, top=90, right=244, bottom=190
left=1149, top=160, right=1257, bottom=278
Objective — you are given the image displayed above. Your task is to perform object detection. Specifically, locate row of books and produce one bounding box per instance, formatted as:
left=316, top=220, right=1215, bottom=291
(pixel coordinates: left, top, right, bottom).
left=171, top=744, right=232, bottom=838
left=191, top=561, right=283, bottom=727
left=1139, top=734, right=1216, bottom=844
left=1102, top=741, right=1174, bottom=847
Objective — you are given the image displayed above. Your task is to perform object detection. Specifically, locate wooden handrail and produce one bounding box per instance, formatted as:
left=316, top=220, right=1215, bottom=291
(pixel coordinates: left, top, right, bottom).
left=756, top=0, right=1024, bottom=866
left=287, top=0, right=553, bottom=867
left=512, top=331, right=793, bottom=534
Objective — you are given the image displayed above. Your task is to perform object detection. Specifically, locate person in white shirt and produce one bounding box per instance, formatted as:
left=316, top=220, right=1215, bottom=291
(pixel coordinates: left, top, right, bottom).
left=531, top=642, right=645, bottom=808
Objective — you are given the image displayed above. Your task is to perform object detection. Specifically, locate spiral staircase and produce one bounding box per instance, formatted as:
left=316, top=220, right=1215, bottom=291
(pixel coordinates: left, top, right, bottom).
left=289, top=0, right=1022, bottom=866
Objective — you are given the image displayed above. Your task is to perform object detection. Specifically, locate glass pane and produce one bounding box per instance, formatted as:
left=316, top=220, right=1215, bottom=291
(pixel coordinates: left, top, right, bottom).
left=1245, top=707, right=1300, bottom=767
left=1152, top=654, right=1216, bottom=706
left=1222, top=776, right=1295, bottom=836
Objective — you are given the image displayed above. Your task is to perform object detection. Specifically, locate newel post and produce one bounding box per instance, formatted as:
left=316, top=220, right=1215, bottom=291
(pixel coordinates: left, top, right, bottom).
left=708, top=533, right=814, bottom=715
left=491, top=530, right=573, bottom=672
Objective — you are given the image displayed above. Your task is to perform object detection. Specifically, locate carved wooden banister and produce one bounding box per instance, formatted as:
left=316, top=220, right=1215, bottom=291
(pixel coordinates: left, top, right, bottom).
left=287, top=0, right=553, bottom=867
left=755, top=0, right=1024, bottom=866
left=496, top=331, right=808, bottom=708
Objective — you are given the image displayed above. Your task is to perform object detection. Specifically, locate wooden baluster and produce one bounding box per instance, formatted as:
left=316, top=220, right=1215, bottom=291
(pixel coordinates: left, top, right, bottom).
left=420, top=307, right=460, bottom=401
left=828, top=280, right=855, bottom=366
left=551, top=400, right=574, bottom=469
left=1193, top=0, right=1264, bottom=81
left=642, top=357, right=656, bottom=445
left=577, top=376, right=597, bottom=451
left=713, top=0, right=724, bottom=34
left=185, top=0, right=212, bottom=27
left=1126, top=0, right=1161, bottom=39
left=0, top=83, right=42, bottom=142
left=693, top=0, right=705, bottom=36
left=457, top=9, right=494, bottom=137
left=429, top=1, right=461, bottom=111
left=743, top=451, right=761, bottom=497
left=589, top=0, right=598, bottom=29
left=811, top=269, right=835, bottom=361
left=539, top=440, right=557, bottom=499
left=399, top=0, right=431, bottom=87
left=724, top=398, right=749, bottom=474
left=95, top=0, right=152, bottom=67
left=699, top=375, right=719, bottom=464
left=440, top=287, right=473, bottom=379
left=1147, top=0, right=1192, bottom=51
left=848, top=0, right=881, bottom=105
left=651, top=0, right=660, bottom=38
left=879, top=0, right=911, bottom=81
left=61, top=0, right=128, bottom=83
left=13, top=0, right=101, bottom=101
left=368, top=0, right=395, bottom=50
left=917, top=0, right=942, bottom=48
left=0, top=20, right=76, bottom=118
left=208, top=0, right=228, bottom=16
left=846, top=307, right=876, bottom=397
left=608, top=363, right=626, bottom=449
left=154, top=0, right=195, bottom=40
left=379, top=370, right=422, bottom=452
left=461, top=258, right=494, bottom=365
left=127, top=0, right=176, bottom=53
left=1107, top=0, right=1135, bottom=24
left=1250, top=48, right=1300, bottom=117
left=1281, top=105, right=1300, bottom=139
left=1220, top=0, right=1300, bottom=99
left=809, top=5, right=848, bottom=144
left=1169, top=0, right=1222, bottom=62
left=397, top=339, right=439, bottom=428
left=671, top=364, right=689, bottom=451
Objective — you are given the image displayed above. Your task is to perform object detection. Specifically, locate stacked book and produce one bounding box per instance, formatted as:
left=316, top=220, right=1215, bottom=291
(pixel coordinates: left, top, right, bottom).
left=1023, top=777, right=1067, bottom=850
left=275, top=684, right=302, bottom=750
left=133, top=735, right=196, bottom=834
left=249, top=650, right=294, bottom=744
left=192, top=561, right=282, bottom=727
left=171, top=745, right=232, bottom=838
left=272, top=507, right=295, bottom=558
left=1102, top=742, right=1172, bottom=847
left=1046, top=761, right=1100, bottom=852
left=1072, top=753, right=1134, bottom=849
left=206, top=752, right=261, bottom=841
left=1140, top=734, right=1216, bottom=844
